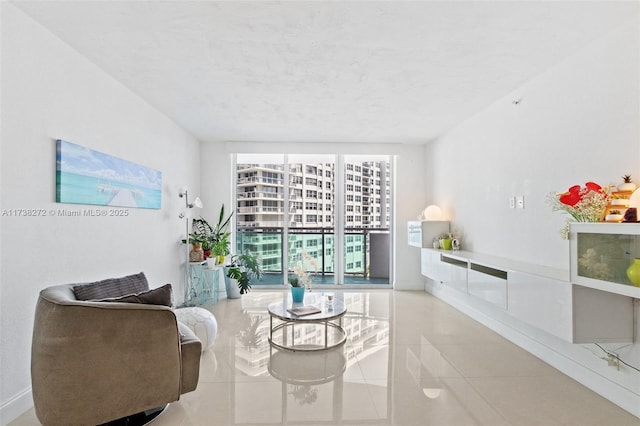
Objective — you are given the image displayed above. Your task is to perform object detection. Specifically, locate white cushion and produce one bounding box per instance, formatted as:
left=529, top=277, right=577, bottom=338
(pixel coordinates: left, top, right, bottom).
left=175, top=307, right=217, bottom=351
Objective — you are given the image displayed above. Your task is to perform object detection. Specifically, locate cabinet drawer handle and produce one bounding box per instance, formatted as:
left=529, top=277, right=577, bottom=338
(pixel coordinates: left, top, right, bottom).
left=470, top=263, right=507, bottom=280
left=441, top=255, right=468, bottom=268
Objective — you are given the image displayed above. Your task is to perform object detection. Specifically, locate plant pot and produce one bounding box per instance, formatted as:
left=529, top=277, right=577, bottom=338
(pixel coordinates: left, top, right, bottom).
left=605, top=214, right=624, bottom=222
left=291, top=286, right=305, bottom=303
left=617, top=182, right=637, bottom=192
left=189, top=244, right=204, bottom=262
left=440, top=238, right=453, bottom=250
left=223, top=269, right=241, bottom=299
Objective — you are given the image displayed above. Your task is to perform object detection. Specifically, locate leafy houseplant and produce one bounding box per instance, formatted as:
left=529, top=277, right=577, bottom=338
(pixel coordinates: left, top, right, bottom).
left=211, top=236, right=231, bottom=263
left=188, top=233, right=207, bottom=247
left=225, top=253, right=263, bottom=296
left=288, top=277, right=302, bottom=287
left=187, top=234, right=206, bottom=262
left=191, top=218, right=213, bottom=258
left=208, top=204, right=233, bottom=248
left=192, top=204, right=234, bottom=262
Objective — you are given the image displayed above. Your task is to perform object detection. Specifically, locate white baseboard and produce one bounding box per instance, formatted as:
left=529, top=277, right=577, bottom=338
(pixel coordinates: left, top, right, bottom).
left=425, top=281, right=640, bottom=419
left=0, top=387, right=33, bottom=426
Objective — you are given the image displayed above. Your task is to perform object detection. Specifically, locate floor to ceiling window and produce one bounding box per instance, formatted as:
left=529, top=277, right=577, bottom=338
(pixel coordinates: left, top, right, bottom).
left=235, top=153, right=392, bottom=287
left=287, top=155, right=336, bottom=285
left=343, top=155, right=392, bottom=285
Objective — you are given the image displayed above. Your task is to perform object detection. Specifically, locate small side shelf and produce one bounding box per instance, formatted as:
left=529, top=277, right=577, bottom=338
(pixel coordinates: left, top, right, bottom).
left=603, top=190, right=633, bottom=223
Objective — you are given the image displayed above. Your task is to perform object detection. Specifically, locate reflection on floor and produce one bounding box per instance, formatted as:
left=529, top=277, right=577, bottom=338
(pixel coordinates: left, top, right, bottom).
left=12, top=290, right=639, bottom=426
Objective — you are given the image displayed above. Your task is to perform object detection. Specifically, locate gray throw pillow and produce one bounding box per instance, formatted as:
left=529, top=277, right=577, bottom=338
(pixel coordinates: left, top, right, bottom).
left=99, top=284, right=173, bottom=307
left=73, top=272, right=149, bottom=300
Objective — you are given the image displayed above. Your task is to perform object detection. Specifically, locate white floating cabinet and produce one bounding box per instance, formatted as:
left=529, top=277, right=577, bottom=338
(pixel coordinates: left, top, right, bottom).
left=468, top=263, right=507, bottom=310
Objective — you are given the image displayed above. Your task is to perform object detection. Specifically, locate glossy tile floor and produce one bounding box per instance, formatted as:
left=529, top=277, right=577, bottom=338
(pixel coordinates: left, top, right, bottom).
left=12, top=290, right=639, bottom=426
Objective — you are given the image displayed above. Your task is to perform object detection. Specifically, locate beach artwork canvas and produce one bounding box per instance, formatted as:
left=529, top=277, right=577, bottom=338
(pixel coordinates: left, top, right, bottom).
left=56, top=139, right=162, bottom=209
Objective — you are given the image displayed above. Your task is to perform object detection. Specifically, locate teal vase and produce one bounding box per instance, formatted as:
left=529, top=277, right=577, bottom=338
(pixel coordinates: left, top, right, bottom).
left=291, top=286, right=305, bottom=303
left=626, top=258, right=640, bottom=287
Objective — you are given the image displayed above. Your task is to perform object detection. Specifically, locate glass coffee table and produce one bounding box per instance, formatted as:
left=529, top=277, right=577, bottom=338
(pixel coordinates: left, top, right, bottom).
left=267, top=295, right=347, bottom=352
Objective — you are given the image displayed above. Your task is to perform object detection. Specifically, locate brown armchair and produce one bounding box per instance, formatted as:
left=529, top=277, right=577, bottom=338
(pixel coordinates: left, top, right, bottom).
left=31, top=273, right=201, bottom=425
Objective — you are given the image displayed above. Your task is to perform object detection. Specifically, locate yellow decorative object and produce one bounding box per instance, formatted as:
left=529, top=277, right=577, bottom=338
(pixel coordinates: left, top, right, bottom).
left=626, top=258, right=640, bottom=287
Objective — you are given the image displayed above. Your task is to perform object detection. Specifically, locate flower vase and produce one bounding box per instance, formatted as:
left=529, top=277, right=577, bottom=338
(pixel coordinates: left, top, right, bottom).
left=291, top=286, right=305, bottom=303
left=441, top=238, right=453, bottom=250
left=626, top=258, right=640, bottom=287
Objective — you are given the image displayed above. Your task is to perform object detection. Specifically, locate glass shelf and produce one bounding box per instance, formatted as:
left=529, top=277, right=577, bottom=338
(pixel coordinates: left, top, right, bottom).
left=576, top=232, right=637, bottom=285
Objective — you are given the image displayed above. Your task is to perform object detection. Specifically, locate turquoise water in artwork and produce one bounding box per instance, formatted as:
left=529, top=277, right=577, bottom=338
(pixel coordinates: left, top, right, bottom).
left=56, top=172, right=162, bottom=208
left=56, top=140, right=162, bottom=209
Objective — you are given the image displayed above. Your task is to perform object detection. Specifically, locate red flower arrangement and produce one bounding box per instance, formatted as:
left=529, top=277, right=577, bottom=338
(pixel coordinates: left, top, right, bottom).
left=548, top=182, right=610, bottom=239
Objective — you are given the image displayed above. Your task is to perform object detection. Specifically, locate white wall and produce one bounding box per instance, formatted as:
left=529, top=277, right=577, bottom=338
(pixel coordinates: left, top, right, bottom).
left=425, top=16, right=639, bottom=270
left=0, top=4, right=201, bottom=423
left=200, top=142, right=427, bottom=290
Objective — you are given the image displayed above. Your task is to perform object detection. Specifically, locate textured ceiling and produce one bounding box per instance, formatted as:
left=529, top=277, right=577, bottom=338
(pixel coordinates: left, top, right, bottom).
left=12, top=1, right=639, bottom=144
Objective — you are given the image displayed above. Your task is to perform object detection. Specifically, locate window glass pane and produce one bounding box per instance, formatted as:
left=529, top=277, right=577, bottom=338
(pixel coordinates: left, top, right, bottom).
left=236, top=154, right=285, bottom=285
left=288, top=156, right=335, bottom=285
left=343, top=156, right=391, bottom=285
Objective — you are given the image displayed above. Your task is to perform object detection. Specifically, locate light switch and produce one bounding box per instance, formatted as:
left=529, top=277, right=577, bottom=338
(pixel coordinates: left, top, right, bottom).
left=509, top=197, right=516, bottom=209
left=516, top=196, right=524, bottom=209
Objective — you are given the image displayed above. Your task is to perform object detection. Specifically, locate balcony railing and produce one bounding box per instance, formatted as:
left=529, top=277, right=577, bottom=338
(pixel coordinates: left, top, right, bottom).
left=236, top=226, right=390, bottom=285
left=237, top=176, right=284, bottom=185
left=237, top=192, right=284, bottom=200
left=237, top=206, right=283, bottom=214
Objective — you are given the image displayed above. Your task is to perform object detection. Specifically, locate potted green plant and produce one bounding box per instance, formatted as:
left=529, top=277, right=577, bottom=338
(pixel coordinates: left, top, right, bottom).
left=191, top=217, right=213, bottom=258
left=605, top=210, right=624, bottom=222
left=211, top=235, right=231, bottom=264
left=192, top=204, right=233, bottom=262
left=187, top=234, right=206, bottom=262
left=618, top=174, right=637, bottom=192
left=288, top=277, right=305, bottom=303
left=438, top=232, right=454, bottom=250
left=225, top=253, right=263, bottom=298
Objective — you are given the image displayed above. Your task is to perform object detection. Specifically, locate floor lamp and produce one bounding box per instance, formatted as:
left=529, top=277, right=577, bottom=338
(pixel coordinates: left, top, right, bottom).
left=179, top=188, right=203, bottom=304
